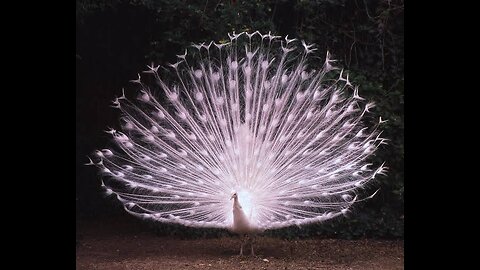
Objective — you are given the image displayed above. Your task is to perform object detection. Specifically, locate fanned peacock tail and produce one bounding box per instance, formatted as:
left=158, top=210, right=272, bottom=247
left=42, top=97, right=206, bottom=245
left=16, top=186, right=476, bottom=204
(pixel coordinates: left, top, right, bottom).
left=88, top=31, right=388, bottom=231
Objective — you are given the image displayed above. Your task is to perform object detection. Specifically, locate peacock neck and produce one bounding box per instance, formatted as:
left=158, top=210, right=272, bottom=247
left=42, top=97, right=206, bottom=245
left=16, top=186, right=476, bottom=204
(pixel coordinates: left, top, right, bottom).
left=233, top=197, right=242, bottom=210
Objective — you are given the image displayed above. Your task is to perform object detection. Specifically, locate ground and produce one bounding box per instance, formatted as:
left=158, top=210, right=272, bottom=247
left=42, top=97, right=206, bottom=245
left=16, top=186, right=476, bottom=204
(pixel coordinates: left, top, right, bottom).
left=76, top=216, right=403, bottom=270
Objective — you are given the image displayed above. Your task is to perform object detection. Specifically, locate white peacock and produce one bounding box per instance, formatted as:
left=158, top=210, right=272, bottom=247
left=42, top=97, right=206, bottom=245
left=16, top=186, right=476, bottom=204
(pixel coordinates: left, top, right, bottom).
left=88, top=31, right=388, bottom=256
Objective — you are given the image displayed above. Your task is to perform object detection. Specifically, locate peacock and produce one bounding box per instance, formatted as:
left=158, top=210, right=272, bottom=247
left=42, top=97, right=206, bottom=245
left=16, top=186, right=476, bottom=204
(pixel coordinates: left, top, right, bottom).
left=87, top=31, right=387, bottom=256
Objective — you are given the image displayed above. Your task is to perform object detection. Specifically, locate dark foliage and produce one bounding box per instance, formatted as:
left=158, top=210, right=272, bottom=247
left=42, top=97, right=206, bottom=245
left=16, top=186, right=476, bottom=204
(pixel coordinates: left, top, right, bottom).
left=76, top=0, right=403, bottom=239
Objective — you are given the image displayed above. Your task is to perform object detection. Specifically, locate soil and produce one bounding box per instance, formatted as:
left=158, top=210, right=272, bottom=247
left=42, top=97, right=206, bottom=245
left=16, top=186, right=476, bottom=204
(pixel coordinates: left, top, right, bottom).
left=76, top=217, right=403, bottom=270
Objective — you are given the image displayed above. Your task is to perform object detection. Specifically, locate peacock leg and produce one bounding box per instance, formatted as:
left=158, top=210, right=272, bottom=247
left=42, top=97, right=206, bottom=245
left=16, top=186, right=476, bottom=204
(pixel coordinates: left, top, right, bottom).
left=239, top=234, right=247, bottom=256
left=250, top=234, right=256, bottom=256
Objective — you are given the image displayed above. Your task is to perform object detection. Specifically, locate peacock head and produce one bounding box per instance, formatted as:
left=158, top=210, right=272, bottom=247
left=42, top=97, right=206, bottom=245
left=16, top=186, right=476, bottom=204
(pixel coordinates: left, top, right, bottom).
left=230, top=192, right=238, bottom=200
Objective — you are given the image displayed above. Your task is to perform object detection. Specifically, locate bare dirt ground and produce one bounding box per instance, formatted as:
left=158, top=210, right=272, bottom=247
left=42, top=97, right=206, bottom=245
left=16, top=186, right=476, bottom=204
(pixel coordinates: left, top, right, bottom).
left=76, top=217, right=403, bottom=270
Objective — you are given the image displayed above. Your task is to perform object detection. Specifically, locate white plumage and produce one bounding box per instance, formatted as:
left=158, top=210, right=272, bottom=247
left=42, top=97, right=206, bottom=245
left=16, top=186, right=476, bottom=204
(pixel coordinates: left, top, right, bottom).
left=89, top=31, right=387, bottom=254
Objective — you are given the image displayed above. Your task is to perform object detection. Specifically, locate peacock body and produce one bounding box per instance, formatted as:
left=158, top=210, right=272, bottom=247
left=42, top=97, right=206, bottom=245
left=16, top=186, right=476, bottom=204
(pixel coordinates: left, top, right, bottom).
left=89, top=31, right=387, bottom=237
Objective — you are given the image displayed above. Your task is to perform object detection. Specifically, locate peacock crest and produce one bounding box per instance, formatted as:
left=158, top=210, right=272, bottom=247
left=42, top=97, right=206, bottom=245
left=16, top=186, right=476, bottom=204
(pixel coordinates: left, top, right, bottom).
left=88, top=31, right=388, bottom=232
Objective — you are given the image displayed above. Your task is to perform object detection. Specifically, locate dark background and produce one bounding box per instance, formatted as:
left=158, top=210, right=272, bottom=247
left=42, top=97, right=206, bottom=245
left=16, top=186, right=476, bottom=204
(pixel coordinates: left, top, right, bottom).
left=76, top=0, right=403, bottom=239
